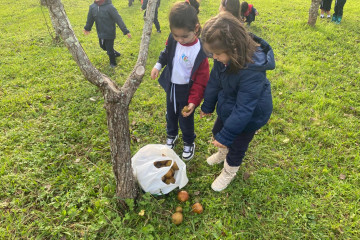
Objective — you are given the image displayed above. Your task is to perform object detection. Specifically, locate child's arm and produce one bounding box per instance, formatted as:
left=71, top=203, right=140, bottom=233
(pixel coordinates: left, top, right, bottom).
left=253, top=7, right=259, bottom=16
left=151, top=36, right=171, bottom=79
left=141, top=0, right=148, bottom=10
left=182, top=58, right=210, bottom=117
left=109, top=6, right=130, bottom=36
left=84, top=6, right=95, bottom=33
left=200, top=61, right=221, bottom=114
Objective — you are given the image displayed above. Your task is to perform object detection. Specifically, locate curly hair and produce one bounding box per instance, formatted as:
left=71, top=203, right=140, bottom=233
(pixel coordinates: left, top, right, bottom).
left=201, top=12, right=259, bottom=73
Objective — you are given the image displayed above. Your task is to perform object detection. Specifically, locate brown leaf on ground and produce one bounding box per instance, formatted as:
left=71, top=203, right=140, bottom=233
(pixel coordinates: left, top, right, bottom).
left=243, top=172, right=251, bottom=180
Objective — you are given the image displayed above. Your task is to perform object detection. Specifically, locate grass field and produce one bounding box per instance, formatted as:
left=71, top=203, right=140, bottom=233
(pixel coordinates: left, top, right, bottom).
left=0, top=0, right=359, bottom=239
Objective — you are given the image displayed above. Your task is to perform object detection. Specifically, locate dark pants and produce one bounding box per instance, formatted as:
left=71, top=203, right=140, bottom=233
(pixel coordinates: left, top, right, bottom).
left=245, top=13, right=256, bottom=25
left=334, top=0, right=347, bottom=17
left=212, top=118, right=256, bottom=167
left=128, top=0, right=134, bottom=6
left=166, top=84, right=195, bottom=144
left=143, top=8, right=160, bottom=31
left=99, top=38, right=116, bottom=65
left=320, top=0, right=333, bottom=11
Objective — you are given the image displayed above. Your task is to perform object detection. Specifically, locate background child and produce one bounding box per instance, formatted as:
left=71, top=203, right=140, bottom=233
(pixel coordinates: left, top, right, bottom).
left=150, top=0, right=210, bottom=161
left=141, top=0, right=161, bottom=33
left=320, top=0, right=333, bottom=19
left=84, top=0, right=132, bottom=68
left=219, top=0, right=241, bottom=20
left=240, top=1, right=259, bottom=25
left=200, top=12, right=275, bottom=191
left=332, top=0, right=347, bottom=24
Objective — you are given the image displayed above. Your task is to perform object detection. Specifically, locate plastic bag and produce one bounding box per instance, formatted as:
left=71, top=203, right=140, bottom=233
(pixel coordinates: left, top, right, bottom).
left=131, top=144, right=188, bottom=195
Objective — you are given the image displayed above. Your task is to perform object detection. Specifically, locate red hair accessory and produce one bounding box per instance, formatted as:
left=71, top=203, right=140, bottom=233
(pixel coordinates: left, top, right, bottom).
left=185, top=0, right=190, bottom=3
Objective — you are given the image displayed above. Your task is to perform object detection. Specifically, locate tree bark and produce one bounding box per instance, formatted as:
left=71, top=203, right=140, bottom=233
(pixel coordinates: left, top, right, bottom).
left=308, top=0, right=322, bottom=26
left=42, top=0, right=159, bottom=205
left=40, top=0, right=61, bottom=42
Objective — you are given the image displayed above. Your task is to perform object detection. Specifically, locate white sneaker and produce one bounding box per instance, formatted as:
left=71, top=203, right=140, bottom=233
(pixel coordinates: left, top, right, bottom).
left=206, top=147, right=229, bottom=165
left=211, top=161, right=240, bottom=192
left=166, top=135, right=178, bottom=149
left=182, top=142, right=195, bottom=161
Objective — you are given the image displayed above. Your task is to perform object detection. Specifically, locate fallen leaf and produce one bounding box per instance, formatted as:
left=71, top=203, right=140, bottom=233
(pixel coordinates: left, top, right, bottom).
left=193, top=191, right=200, bottom=196
left=138, top=209, right=145, bottom=216
left=339, top=174, right=346, bottom=180
left=283, top=138, right=290, bottom=143
left=243, top=172, right=251, bottom=180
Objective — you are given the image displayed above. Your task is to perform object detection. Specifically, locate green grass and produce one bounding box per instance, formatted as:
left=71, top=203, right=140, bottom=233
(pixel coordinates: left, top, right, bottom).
left=1, top=0, right=359, bottom=239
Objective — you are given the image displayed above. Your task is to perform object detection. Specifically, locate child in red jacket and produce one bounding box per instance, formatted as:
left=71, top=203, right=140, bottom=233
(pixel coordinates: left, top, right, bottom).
left=240, top=2, right=259, bottom=25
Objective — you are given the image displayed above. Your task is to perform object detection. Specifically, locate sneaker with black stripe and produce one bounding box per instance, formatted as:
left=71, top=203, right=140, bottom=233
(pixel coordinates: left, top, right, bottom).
left=182, top=142, right=195, bottom=161
left=166, top=135, right=178, bottom=149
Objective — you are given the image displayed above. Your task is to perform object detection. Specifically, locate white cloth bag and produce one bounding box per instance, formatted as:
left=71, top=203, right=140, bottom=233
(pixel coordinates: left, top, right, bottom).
left=131, top=144, right=188, bottom=195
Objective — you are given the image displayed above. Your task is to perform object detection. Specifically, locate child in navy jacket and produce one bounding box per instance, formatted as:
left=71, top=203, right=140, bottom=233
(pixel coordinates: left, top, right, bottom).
left=84, top=0, right=131, bottom=67
left=151, top=0, right=209, bottom=161
left=200, top=12, right=275, bottom=191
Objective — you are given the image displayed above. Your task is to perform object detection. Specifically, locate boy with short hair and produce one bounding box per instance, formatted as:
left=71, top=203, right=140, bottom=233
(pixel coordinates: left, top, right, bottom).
left=84, top=0, right=132, bottom=67
left=240, top=2, right=259, bottom=26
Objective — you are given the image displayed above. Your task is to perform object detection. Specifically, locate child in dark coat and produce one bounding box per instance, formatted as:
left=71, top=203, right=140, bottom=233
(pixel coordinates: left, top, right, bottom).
left=240, top=1, right=258, bottom=25
left=84, top=0, right=132, bottom=67
left=141, top=0, right=161, bottom=33
left=200, top=12, right=275, bottom=191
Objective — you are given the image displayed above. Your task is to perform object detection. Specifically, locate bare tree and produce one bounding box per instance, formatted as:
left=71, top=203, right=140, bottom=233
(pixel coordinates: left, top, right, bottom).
left=41, top=0, right=159, bottom=208
left=308, top=0, right=322, bottom=26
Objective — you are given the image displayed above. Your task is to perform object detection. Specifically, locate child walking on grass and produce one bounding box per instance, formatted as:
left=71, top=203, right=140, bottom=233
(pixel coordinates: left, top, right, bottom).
left=200, top=12, right=275, bottom=191
left=151, top=0, right=210, bottom=161
left=84, top=0, right=132, bottom=68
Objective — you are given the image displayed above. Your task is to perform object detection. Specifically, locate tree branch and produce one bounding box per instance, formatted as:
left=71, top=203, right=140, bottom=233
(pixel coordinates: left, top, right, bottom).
left=43, top=0, right=121, bottom=98
left=122, top=0, right=159, bottom=106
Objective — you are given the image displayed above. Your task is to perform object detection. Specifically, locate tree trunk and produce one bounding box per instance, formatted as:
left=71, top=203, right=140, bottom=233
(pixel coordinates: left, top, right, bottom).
left=42, top=0, right=159, bottom=206
left=308, top=0, right=322, bottom=26
left=40, top=0, right=61, bottom=42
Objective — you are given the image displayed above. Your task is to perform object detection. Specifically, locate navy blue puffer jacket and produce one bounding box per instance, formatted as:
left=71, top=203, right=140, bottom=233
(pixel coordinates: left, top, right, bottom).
left=201, top=35, right=275, bottom=147
left=84, top=0, right=129, bottom=39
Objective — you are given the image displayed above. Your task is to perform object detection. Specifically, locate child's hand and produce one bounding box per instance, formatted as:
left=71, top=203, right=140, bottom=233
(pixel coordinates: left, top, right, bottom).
left=83, top=30, right=90, bottom=35
left=182, top=103, right=195, bottom=117
left=212, top=140, right=226, bottom=148
left=126, top=33, right=132, bottom=38
left=151, top=68, right=159, bottom=80
left=200, top=110, right=211, bottom=119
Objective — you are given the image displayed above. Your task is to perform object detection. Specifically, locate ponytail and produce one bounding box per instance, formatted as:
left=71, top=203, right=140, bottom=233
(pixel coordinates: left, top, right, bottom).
left=186, top=0, right=199, bottom=14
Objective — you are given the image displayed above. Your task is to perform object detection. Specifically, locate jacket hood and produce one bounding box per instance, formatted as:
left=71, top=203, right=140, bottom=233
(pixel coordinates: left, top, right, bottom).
left=95, top=0, right=111, bottom=6
left=246, top=34, right=275, bottom=72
